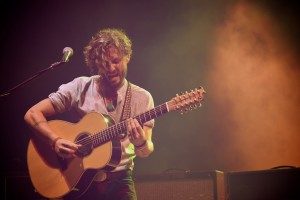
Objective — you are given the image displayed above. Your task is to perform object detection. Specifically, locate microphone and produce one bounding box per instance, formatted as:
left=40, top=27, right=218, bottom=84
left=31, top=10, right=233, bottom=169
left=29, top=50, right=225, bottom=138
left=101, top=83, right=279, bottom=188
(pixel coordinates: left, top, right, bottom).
left=62, top=47, right=73, bottom=62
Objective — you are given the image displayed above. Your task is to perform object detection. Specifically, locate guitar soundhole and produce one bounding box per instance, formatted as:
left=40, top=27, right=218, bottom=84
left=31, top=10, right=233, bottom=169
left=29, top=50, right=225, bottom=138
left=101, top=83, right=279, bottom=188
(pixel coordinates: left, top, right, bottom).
left=75, top=133, right=93, bottom=157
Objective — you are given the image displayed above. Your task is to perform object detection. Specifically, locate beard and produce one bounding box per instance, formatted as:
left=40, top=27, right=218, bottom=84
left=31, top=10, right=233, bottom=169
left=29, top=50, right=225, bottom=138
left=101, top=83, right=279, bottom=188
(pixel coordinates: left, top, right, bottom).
left=100, top=69, right=127, bottom=91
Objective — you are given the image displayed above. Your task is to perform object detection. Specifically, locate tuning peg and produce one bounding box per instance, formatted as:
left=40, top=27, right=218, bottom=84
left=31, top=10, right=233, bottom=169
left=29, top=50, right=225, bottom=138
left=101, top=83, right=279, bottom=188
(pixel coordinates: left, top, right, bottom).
left=181, top=92, right=185, bottom=98
left=190, top=89, right=196, bottom=96
left=199, top=86, right=206, bottom=94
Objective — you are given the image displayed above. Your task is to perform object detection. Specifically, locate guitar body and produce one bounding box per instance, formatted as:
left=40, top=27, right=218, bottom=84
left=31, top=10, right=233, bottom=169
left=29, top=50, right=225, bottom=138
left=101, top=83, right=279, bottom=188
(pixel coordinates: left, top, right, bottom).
left=27, top=112, right=122, bottom=199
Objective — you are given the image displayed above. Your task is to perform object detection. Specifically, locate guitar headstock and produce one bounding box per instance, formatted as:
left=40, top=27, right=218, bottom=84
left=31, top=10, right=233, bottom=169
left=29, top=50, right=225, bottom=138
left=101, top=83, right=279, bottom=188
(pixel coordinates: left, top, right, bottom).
left=167, top=86, right=206, bottom=113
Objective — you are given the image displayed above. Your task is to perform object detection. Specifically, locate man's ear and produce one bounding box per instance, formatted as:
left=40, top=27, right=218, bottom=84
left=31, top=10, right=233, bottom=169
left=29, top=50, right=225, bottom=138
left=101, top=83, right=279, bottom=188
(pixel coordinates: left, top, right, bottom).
left=126, top=54, right=131, bottom=63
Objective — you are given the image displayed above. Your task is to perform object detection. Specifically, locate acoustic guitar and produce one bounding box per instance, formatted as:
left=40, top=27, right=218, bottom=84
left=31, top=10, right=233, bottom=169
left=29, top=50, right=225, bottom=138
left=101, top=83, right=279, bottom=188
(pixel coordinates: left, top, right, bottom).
left=27, top=86, right=206, bottom=199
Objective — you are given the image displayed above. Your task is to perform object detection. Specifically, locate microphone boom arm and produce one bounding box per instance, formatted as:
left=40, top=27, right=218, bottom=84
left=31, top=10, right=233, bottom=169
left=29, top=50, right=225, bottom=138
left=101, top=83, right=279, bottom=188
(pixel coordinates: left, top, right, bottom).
left=0, top=60, right=66, bottom=97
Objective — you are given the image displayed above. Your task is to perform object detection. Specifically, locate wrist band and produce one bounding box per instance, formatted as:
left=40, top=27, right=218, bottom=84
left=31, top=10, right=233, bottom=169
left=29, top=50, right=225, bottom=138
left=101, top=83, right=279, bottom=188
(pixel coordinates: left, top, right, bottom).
left=52, top=137, right=62, bottom=150
left=134, top=140, right=147, bottom=149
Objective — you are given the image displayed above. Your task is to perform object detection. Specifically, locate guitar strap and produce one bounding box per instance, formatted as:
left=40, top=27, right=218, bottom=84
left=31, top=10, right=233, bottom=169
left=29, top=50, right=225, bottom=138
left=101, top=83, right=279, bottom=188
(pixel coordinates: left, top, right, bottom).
left=118, top=81, right=131, bottom=139
left=120, top=81, right=131, bottom=122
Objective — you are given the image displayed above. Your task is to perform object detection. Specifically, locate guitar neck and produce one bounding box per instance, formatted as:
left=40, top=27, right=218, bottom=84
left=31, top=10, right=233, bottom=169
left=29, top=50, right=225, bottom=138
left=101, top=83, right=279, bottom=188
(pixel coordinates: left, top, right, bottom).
left=91, top=103, right=169, bottom=147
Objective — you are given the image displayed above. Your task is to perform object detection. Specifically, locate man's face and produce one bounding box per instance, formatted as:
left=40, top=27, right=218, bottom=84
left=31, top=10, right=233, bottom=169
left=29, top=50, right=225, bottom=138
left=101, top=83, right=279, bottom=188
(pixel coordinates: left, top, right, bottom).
left=98, top=46, right=130, bottom=89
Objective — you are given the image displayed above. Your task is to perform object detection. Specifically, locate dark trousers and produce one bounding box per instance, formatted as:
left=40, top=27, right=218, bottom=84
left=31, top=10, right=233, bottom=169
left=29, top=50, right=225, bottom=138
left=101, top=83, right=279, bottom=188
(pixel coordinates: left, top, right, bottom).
left=77, top=170, right=137, bottom=200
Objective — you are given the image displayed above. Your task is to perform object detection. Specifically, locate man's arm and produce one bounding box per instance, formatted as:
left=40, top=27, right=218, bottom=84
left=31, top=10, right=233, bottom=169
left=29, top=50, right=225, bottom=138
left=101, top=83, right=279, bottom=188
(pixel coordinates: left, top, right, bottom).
left=24, top=98, right=79, bottom=157
left=127, top=118, right=154, bottom=158
left=24, top=98, right=60, bottom=146
left=134, top=126, right=154, bottom=158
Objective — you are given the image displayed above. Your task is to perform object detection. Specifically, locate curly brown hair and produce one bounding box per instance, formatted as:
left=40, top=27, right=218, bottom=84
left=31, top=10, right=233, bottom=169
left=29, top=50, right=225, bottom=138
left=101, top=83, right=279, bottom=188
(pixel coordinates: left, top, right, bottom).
left=83, top=28, right=132, bottom=75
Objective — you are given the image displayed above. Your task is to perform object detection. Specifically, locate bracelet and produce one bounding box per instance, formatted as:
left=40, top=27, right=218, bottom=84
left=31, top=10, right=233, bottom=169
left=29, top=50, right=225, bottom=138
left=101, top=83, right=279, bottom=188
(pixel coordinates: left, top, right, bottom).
left=52, top=137, right=62, bottom=150
left=134, top=140, right=147, bottom=149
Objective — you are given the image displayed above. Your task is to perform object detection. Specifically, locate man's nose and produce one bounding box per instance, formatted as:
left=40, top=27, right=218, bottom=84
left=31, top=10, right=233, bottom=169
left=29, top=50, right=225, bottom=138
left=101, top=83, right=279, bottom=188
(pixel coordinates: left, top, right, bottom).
left=106, top=62, right=116, bottom=72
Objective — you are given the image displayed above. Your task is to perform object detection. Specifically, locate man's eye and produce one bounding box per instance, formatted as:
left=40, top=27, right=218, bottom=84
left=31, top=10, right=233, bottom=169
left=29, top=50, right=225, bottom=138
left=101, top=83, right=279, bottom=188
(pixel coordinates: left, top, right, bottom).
left=113, top=59, right=121, bottom=64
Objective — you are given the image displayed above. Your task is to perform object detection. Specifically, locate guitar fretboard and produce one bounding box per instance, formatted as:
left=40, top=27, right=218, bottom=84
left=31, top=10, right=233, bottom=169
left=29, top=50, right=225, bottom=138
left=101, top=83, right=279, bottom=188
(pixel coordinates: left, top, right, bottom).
left=90, top=103, right=169, bottom=147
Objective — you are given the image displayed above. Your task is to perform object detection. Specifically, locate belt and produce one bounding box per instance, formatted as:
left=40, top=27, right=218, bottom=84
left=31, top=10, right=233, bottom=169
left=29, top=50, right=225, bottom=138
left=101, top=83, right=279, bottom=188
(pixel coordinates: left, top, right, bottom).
left=94, top=169, right=132, bottom=182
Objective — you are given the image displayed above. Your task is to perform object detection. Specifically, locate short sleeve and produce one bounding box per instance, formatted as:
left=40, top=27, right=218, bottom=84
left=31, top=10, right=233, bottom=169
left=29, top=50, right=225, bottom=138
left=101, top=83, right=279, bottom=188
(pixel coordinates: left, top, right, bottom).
left=48, top=77, right=82, bottom=113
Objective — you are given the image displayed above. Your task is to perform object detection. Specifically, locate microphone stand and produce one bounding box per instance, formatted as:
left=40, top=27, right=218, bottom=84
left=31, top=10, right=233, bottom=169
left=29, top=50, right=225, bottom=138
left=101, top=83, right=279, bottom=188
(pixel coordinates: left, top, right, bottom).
left=0, top=60, right=67, bottom=97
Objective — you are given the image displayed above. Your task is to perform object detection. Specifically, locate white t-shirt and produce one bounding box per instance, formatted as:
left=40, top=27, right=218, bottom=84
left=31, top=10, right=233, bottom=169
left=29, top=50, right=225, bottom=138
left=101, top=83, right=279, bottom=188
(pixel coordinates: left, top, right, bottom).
left=48, top=75, right=154, bottom=171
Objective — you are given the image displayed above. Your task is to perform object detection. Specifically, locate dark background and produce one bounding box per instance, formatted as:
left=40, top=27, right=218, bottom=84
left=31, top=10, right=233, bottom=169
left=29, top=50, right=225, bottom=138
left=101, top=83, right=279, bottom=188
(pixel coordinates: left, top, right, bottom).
left=0, top=0, right=299, bottom=177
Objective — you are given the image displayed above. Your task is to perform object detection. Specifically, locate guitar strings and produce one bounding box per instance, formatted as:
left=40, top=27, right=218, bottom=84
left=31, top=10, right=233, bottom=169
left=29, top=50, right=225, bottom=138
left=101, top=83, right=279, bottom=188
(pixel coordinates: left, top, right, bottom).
left=74, top=120, right=127, bottom=146
left=74, top=103, right=168, bottom=147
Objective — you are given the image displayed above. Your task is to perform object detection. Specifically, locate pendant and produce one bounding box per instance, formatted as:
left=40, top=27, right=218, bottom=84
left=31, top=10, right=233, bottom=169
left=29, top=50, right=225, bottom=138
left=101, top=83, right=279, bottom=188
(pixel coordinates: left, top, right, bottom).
left=106, top=102, right=115, bottom=112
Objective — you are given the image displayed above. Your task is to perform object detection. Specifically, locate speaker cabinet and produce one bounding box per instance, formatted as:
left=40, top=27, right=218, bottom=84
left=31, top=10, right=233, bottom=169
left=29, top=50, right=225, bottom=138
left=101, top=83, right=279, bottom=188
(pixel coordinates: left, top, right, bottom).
left=226, top=167, right=300, bottom=200
left=134, top=170, right=225, bottom=200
